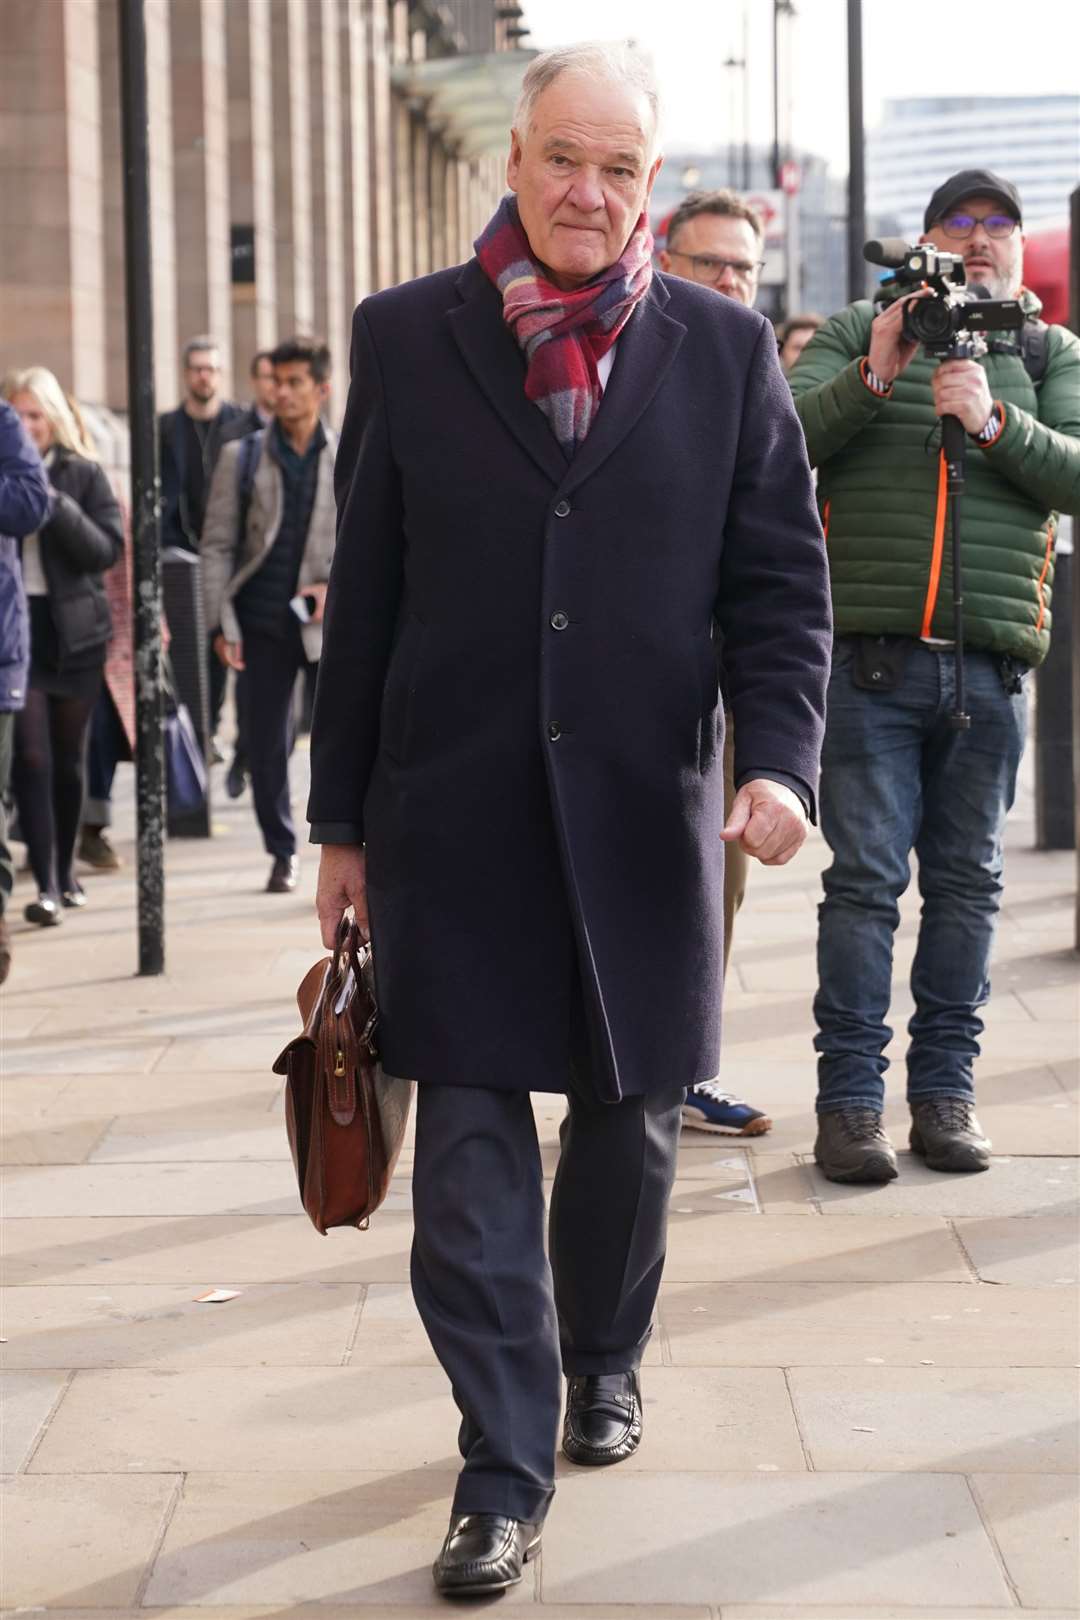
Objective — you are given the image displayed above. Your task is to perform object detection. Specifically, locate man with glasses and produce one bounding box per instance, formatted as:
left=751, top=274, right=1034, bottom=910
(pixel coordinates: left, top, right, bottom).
left=659, top=188, right=766, bottom=308
left=790, top=169, right=1080, bottom=1183
left=159, top=337, right=246, bottom=761
left=660, top=191, right=776, bottom=1139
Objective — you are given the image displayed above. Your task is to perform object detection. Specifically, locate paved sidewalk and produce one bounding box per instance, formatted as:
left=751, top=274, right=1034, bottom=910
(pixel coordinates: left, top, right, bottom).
left=2, top=739, right=1077, bottom=1619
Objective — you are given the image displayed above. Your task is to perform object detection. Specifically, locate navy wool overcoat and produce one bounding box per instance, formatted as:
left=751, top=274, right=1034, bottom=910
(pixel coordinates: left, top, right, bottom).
left=308, top=261, right=831, bottom=1101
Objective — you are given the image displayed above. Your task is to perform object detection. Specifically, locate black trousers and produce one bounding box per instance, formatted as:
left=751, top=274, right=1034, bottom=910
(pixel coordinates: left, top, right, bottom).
left=241, top=622, right=309, bottom=860
left=411, top=1075, right=685, bottom=1523
left=0, top=711, right=13, bottom=917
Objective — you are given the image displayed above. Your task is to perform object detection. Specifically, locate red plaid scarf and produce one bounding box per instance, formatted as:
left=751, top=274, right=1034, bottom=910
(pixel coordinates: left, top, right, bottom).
left=475, top=195, right=654, bottom=457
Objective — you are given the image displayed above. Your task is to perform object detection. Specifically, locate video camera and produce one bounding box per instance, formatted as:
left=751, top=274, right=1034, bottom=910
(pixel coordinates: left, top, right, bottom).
left=863, top=238, right=1024, bottom=359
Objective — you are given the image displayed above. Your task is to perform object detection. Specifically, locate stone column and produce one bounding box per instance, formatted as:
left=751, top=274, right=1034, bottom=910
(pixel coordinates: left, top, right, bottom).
left=340, top=0, right=372, bottom=313
left=270, top=0, right=315, bottom=335
left=98, top=0, right=126, bottom=412
left=147, top=0, right=179, bottom=408
left=0, top=0, right=107, bottom=403
left=170, top=0, right=233, bottom=394
left=309, top=0, right=347, bottom=405
left=429, top=136, right=448, bottom=270
left=389, top=0, right=413, bottom=284
left=367, top=0, right=394, bottom=290
left=411, top=115, right=431, bottom=277
left=226, top=0, right=277, bottom=392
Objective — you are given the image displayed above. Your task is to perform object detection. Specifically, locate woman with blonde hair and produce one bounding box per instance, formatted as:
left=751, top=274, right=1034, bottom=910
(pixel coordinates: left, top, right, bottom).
left=3, top=367, right=123, bottom=925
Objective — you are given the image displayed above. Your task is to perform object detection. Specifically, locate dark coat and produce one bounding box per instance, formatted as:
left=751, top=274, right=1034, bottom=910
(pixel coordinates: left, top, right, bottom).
left=219, top=404, right=268, bottom=447
left=158, top=401, right=247, bottom=551
left=32, top=449, right=124, bottom=663
left=0, top=401, right=49, bottom=711
left=308, top=262, right=832, bottom=1101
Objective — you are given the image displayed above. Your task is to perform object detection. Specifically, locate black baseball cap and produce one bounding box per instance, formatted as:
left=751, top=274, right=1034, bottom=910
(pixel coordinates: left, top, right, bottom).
left=924, top=169, right=1023, bottom=231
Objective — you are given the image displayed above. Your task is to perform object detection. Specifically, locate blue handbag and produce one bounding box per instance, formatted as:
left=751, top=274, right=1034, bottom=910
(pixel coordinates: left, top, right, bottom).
left=164, top=701, right=207, bottom=815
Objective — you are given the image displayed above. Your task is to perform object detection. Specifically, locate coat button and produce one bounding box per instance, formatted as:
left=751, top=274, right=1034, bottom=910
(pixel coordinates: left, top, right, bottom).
left=547, top=721, right=562, bottom=741
left=553, top=498, right=571, bottom=518
left=550, top=611, right=569, bottom=630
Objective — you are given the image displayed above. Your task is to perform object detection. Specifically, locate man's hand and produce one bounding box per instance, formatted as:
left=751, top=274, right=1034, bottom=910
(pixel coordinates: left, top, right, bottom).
left=316, top=843, right=368, bottom=948
left=866, top=289, right=933, bottom=386
left=307, top=581, right=329, bottom=624
left=213, top=632, right=244, bottom=671
left=721, top=779, right=808, bottom=867
left=931, top=358, right=995, bottom=436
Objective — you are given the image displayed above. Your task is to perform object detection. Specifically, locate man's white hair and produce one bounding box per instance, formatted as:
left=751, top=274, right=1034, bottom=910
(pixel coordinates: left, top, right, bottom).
left=512, top=41, right=663, bottom=156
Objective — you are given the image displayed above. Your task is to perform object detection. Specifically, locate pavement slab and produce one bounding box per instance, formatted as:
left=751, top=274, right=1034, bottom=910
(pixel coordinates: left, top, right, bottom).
left=807, top=1152, right=1080, bottom=1217
left=1, top=1213, right=413, bottom=1286
left=0, top=1369, right=71, bottom=1471
left=658, top=1278, right=1075, bottom=1366
left=538, top=1471, right=1011, bottom=1608
left=142, top=1469, right=537, bottom=1608
left=87, top=1115, right=292, bottom=1163
left=969, top=1471, right=1080, bottom=1609
left=0, top=1282, right=364, bottom=1368
left=653, top=1214, right=970, bottom=1284
left=27, top=1366, right=465, bottom=1474
left=788, top=1366, right=1080, bottom=1473
left=951, top=1214, right=1080, bottom=1285
left=0, top=1472, right=179, bottom=1608
left=2, top=1160, right=301, bottom=1218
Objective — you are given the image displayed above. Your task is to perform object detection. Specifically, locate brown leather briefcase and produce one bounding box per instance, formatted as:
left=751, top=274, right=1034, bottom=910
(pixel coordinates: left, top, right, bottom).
left=272, top=920, right=413, bottom=1234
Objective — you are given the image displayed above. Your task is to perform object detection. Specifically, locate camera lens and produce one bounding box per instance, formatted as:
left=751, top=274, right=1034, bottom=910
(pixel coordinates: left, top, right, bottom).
left=909, top=298, right=953, bottom=343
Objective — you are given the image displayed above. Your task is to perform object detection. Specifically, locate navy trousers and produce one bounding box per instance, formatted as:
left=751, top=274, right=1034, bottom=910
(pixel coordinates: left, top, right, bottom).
left=411, top=1073, right=685, bottom=1523
left=240, top=621, right=310, bottom=860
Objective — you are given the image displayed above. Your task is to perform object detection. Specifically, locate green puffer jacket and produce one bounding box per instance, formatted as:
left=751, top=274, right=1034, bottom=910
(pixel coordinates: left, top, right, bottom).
left=790, top=290, right=1080, bottom=666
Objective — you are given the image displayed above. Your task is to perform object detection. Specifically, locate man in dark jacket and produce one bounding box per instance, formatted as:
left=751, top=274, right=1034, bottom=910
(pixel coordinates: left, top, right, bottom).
left=158, top=337, right=246, bottom=553
left=159, top=336, right=246, bottom=756
left=0, top=400, right=50, bottom=980
left=310, top=43, right=830, bottom=1596
left=790, top=169, right=1080, bottom=1185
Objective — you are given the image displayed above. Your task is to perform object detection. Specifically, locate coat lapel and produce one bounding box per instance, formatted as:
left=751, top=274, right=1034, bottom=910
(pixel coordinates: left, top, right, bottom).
left=448, top=259, right=567, bottom=487
left=562, top=277, right=686, bottom=496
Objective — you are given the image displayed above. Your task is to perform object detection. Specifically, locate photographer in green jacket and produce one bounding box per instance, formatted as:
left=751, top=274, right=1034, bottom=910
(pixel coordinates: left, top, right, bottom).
left=790, top=169, right=1080, bottom=1185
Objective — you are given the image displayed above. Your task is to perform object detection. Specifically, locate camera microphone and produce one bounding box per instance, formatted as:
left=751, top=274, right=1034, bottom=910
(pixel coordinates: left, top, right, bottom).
left=863, top=237, right=910, bottom=269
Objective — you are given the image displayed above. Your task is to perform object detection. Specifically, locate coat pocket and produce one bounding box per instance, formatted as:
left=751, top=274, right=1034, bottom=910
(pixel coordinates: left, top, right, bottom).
left=379, top=614, right=427, bottom=764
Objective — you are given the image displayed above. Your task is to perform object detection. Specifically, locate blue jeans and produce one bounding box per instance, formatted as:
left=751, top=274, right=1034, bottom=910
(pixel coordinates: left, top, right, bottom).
left=814, top=640, right=1027, bottom=1115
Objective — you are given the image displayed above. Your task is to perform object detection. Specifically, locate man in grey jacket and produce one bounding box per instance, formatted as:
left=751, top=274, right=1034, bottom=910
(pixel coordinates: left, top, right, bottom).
left=201, top=337, right=336, bottom=893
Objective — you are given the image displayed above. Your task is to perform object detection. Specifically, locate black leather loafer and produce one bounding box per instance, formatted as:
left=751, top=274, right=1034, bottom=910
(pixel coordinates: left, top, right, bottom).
left=266, top=855, right=299, bottom=894
left=432, top=1512, right=541, bottom=1597
left=562, top=1369, right=642, bottom=1466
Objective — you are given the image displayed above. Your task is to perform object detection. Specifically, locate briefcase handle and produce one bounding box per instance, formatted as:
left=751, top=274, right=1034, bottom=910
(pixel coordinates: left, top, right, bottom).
left=329, top=916, right=365, bottom=991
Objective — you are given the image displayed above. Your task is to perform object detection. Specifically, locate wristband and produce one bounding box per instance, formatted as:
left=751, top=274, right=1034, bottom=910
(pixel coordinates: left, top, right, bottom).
left=859, top=357, right=893, bottom=397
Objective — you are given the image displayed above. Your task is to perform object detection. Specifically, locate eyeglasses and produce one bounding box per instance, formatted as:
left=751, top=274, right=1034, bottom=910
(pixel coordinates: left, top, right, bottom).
left=939, top=212, right=1017, bottom=240
left=666, top=250, right=764, bottom=285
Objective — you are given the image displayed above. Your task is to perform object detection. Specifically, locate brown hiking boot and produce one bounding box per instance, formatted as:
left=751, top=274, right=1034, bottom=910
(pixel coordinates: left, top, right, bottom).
left=814, top=1107, right=899, bottom=1184
left=0, top=915, right=11, bottom=985
left=910, top=1097, right=991, bottom=1174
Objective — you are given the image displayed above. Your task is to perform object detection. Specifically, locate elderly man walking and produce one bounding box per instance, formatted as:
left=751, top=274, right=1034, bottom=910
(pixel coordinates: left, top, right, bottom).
left=310, top=43, right=831, bottom=1598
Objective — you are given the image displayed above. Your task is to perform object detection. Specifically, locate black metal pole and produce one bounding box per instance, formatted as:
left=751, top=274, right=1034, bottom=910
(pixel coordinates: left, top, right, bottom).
left=772, top=0, right=781, bottom=185
left=846, top=0, right=866, bottom=302
left=118, top=0, right=165, bottom=975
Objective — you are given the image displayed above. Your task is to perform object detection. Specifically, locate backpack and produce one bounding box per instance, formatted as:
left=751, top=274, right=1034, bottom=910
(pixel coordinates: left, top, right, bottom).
left=1018, top=320, right=1050, bottom=388
left=234, top=427, right=265, bottom=558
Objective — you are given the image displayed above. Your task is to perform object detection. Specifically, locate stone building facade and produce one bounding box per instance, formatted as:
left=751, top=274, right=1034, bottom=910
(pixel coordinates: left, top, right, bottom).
left=0, top=0, right=529, bottom=426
